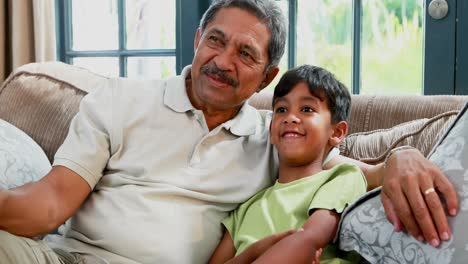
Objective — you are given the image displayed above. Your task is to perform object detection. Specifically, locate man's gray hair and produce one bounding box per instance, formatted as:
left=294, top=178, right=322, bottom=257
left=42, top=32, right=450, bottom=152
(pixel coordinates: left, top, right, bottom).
left=199, top=0, right=287, bottom=71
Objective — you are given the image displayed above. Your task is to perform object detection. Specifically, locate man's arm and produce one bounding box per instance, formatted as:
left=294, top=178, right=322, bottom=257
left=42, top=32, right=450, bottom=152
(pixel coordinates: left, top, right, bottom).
left=0, top=166, right=91, bottom=237
left=323, top=154, right=382, bottom=190
left=325, top=149, right=459, bottom=247
left=252, top=209, right=339, bottom=263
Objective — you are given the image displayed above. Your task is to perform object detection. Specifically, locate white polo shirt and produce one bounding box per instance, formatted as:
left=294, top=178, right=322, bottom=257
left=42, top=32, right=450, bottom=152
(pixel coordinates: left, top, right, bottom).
left=46, top=66, right=278, bottom=264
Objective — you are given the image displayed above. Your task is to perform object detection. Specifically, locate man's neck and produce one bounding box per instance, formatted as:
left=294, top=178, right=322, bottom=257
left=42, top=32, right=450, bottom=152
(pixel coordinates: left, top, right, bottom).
left=185, top=77, right=241, bottom=131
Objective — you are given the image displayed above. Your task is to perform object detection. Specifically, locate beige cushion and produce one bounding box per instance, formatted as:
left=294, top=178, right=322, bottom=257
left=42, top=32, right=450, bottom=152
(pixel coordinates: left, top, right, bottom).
left=0, top=62, right=108, bottom=162
left=339, top=111, right=459, bottom=164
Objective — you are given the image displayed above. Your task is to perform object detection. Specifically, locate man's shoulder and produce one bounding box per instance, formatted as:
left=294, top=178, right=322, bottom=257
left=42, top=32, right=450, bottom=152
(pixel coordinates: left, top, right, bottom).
left=114, top=77, right=168, bottom=94
left=254, top=109, right=273, bottom=127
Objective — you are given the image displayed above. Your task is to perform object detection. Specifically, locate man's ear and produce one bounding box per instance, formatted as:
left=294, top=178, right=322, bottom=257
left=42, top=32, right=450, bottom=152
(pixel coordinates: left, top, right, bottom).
left=328, top=121, right=348, bottom=147
left=257, top=66, right=280, bottom=92
left=194, top=28, right=201, bottom=51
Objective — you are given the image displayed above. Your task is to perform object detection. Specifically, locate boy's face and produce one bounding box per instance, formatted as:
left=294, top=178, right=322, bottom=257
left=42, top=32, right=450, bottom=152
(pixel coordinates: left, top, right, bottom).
left=270, top=82, right=343, bottom=166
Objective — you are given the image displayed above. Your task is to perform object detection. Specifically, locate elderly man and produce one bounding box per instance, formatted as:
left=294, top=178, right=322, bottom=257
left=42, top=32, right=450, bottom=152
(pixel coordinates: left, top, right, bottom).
left=0, top=0, right=457, bottom=263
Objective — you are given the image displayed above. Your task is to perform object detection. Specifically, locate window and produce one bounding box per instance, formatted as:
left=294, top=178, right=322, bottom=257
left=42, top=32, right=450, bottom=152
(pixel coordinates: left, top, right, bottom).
left=56, top=0, right=466, bottom=95
left=265, top=0, right=425, bottom=95
left=56, top=0, right=176, bottom=78
left=267, top=0, right=466, bottom=95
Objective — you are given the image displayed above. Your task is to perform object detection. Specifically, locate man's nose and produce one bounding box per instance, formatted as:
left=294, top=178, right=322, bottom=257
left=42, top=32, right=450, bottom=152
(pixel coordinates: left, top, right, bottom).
left=213, top=49, right=235, bottom=71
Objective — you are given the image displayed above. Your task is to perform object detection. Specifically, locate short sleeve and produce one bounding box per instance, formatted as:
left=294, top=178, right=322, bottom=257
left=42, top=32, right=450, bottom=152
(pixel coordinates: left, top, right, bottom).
left=53, top=79, right=114, bottom=189
left=222, top=211, right=237, bottom=243
left=309, top=164, right=367, bottom=214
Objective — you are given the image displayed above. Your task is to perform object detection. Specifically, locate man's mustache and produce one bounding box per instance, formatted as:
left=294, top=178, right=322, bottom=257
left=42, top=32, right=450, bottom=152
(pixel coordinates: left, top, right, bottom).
left=201, top=64, right=239, bottom=87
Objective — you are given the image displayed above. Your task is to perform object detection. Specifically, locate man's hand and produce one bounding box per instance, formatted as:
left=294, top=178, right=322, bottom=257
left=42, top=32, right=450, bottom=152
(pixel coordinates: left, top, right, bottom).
left=381, top=148, right=458, bottom=247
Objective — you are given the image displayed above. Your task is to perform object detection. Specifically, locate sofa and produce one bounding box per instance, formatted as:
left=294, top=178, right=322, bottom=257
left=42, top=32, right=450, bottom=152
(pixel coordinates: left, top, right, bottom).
left=2, top=62, right=468, bottom=164
left=1, top=61, right=468, bottom=263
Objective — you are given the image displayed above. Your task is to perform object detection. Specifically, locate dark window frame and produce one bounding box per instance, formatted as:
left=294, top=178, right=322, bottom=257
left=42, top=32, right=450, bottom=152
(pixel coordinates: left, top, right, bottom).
left=55, top=0, right=201, bottom=77
left=56, top=0, right=465, bottom=94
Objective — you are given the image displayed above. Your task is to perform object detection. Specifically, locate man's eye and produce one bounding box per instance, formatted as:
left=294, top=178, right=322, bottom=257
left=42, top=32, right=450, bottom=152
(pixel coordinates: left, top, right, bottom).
left=275, top=107, right=287, bottom=113
left=208, top=35, right=219, bottom=43
left=240, top=50, right=252, bottom=59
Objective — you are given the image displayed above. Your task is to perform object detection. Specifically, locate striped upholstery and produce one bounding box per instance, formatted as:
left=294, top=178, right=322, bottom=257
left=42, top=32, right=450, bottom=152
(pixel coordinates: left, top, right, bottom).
left=1, top=61, right=467, bottom=163
left=250, top=92, right=468, bottom=162
left=0, top=62, right=108, bottom=162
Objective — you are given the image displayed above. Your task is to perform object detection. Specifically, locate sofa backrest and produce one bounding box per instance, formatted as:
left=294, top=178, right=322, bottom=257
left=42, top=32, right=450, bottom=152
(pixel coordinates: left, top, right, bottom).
left=1, top=61, right=467, bottom=164
left=250, top=92, right=468, bottom=134
left=249, top=90, right=468, bottom=164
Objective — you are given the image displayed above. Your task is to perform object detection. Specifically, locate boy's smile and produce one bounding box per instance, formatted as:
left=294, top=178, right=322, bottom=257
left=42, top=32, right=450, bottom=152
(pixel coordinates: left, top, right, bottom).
left=282, top=130, right=305, bottom=139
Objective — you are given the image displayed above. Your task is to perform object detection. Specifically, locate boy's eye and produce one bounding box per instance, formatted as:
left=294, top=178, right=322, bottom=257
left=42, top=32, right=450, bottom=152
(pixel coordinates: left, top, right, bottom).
left=302, top=106, right=314, bottom=113
left=275, top=107, right=287, bottom=113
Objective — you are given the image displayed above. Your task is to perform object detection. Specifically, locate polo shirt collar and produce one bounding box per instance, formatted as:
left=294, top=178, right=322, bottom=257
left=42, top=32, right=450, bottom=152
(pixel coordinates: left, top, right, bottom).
left=164, top=65, right=258, bottom=137
left=224, top=103, right=258, bottom=136
left=163, top=65, right=195, bottom=113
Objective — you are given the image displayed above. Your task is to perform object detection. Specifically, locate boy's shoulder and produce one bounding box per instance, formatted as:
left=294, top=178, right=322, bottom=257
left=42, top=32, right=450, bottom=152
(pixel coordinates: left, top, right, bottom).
left=325, top=163, right=368, bottom=191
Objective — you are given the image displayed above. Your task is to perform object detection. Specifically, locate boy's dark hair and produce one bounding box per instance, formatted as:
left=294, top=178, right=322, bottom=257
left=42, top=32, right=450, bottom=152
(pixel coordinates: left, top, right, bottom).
left=273, top=65, right=351, bottom=123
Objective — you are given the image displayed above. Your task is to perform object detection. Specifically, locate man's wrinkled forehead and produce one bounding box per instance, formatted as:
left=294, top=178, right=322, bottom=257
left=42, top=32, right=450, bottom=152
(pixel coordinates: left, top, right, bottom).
left=204, top=7, right=268, bottom=34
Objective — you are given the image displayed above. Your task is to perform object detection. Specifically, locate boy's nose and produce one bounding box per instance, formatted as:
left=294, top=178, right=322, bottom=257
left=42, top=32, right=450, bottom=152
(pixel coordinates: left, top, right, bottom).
left=283, top=113, right=300, bottom=124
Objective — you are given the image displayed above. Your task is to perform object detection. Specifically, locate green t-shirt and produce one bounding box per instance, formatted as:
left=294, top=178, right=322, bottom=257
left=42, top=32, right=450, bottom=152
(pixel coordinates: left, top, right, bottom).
left=223, top=163, right=367, bottom=263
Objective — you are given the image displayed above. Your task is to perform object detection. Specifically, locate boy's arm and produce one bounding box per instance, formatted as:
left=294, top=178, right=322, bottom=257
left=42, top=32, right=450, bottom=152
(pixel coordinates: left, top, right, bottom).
left=209, top=230, right=300, bottom=264
left=209, top=231, right=236, bottom=264
left=252, top=209, right=340, bottom=263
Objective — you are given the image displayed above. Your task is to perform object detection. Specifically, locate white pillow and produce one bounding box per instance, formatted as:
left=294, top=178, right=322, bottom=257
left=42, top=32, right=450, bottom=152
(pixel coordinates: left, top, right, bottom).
left=0, top=119, right=51, bottom=189
left=337, top=102, right=468, bottom=264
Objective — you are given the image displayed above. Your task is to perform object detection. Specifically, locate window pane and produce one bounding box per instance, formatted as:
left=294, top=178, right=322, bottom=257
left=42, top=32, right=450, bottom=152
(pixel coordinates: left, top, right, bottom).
left=72, top=0, right=118, bottom=51
left=263, top=0, right=289, bottom=92
left=127, top=57, right=176, bottom=79
left=126, top=0, right=176, bottom=49
left=296, top=0, right=352, bottom=89
left=361, top=0, right=424, bottom=95
left=73, top=57, right=120, bottom=77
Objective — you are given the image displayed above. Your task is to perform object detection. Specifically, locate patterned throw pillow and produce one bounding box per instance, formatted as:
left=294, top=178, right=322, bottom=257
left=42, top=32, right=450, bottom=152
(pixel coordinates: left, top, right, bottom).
left=339, top=111, right=458, bottom=164
left=336, top=103, right=468, bottom=264
left=0, top=119, right=51, bottom=189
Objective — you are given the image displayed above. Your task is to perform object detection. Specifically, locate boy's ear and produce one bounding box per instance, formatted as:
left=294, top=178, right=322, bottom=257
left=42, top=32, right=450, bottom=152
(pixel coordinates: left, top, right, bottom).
left=328, top=121, right=348, bottom=147
left=257, top=66, right=280, bottom=92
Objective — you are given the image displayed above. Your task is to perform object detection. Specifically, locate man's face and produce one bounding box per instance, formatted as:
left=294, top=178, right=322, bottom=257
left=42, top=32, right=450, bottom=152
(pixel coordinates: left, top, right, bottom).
left=270, top=82, right=335, bottom=167
left=190, top=7, right=278, bottom=111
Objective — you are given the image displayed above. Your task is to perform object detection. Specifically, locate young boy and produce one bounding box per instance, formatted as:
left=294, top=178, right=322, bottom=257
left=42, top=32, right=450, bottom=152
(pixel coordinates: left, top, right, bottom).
left=209, top=65, right=367, bottom=264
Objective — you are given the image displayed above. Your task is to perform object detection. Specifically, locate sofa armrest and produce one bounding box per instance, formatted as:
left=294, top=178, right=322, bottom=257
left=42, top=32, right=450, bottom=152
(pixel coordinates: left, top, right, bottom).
left=0, top=62, right=109, bottom=162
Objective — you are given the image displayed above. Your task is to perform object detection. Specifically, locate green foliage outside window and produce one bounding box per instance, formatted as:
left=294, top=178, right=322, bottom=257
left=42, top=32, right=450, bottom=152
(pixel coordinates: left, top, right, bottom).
left=289, top=0, right=423, bottom=95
